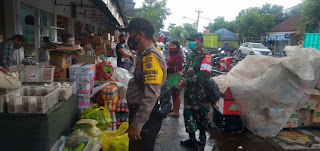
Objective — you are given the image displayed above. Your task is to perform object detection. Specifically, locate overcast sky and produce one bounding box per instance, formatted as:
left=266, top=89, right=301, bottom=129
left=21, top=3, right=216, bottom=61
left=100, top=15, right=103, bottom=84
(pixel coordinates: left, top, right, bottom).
left=133, top=0, right=302, bottom=32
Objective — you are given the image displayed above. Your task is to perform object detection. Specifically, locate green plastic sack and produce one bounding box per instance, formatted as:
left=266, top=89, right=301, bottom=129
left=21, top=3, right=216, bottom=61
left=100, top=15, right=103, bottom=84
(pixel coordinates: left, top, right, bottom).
left=101, top=122, right=129, bottom=151
left=167, top=73, right=183, bottom=89
left=81, top=104, right=111, bottom=131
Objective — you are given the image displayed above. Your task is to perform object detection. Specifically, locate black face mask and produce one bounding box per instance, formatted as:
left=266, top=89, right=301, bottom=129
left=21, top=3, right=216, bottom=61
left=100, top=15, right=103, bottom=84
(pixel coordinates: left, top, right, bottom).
left=120, top=39, right=126, bottom=44
left=128, top=34, right=141, bottom=50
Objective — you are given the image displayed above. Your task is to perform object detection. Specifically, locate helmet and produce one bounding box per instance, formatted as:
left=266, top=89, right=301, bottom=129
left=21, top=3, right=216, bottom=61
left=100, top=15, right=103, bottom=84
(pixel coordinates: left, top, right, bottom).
left=224, top=41, right=228, bottom=45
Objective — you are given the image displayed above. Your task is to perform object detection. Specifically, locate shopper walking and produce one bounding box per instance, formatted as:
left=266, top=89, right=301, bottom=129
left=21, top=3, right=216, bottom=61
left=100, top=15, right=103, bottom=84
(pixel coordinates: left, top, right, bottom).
left=123, top=18, right=167, bottom=151
left=181, top=33, right=220, bottom=149
left=167, top=41, right=184, bottom=116
left=0, top=34, right=27, bottom=69
left=116, top=32, right=133, bottom=70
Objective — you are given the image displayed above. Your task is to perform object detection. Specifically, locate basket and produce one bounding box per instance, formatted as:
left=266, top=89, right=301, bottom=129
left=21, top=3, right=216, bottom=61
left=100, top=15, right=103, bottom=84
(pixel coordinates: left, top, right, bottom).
left=5, top=86, right=60, bottom=114
left=9, top=65, right=55, bottom=83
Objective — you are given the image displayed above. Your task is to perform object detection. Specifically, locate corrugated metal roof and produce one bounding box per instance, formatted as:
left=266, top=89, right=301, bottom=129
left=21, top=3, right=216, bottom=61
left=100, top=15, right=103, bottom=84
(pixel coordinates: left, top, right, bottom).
left=270, top=15, right=301, bottom=32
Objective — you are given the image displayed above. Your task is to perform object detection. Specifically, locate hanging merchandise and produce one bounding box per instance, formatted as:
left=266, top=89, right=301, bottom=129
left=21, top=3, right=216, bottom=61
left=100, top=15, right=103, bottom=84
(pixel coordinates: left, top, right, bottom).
left=96, top=60, right=114, bottom=81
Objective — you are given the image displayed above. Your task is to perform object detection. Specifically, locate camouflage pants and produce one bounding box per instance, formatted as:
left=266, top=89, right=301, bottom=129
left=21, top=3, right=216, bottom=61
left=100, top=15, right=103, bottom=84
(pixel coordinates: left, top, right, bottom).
left=183, top=91, right=210, bottom=133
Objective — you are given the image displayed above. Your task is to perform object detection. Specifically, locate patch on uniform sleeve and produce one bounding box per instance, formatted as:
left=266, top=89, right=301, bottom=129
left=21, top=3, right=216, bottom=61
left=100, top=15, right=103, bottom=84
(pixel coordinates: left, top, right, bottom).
left=142, top=53, right=163, bottom=84
left=200, top=54, right=212, bottom=73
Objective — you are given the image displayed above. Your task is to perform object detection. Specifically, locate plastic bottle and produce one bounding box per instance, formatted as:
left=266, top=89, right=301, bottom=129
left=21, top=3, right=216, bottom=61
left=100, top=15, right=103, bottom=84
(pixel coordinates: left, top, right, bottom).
left=120, top=99, right=125, bottom=112
left=116, top=99, right=121, bottom=112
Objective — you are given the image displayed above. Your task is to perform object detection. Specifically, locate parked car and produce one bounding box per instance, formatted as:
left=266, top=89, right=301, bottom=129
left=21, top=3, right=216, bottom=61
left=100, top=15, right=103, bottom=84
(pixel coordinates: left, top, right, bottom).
left=238, top=42, right=272, bottom=56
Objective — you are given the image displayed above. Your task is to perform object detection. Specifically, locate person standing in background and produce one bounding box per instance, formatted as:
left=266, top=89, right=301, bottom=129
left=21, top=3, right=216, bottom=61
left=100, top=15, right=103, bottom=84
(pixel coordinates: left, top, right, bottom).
left=116, top=33, right=133, bottom=70
left=167, top=41, right=184, bottom=116
left=0, top=34, right=27, bottom=69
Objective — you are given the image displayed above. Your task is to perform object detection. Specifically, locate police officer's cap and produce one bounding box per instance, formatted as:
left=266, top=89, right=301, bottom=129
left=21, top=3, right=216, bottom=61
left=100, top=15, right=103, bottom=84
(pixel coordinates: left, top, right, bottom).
left=119, top=18, right=155, bottom=35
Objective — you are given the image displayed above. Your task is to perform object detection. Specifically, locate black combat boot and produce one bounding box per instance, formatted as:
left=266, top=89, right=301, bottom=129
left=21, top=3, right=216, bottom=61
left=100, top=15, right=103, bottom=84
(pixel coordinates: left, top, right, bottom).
left=198, top=131, right=206, bottom=146
left=181, top=132, right=198, bottom=149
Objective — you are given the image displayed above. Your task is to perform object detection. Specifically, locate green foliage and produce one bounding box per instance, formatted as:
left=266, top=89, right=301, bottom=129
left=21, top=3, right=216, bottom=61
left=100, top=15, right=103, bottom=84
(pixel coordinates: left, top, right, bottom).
left=206, top=16, right=236, bottom=33
left=134, top=0, right=171, bottom=36
left=237, top=9, right=262, bottom=38
left=301, top=0, right=320, bottom=33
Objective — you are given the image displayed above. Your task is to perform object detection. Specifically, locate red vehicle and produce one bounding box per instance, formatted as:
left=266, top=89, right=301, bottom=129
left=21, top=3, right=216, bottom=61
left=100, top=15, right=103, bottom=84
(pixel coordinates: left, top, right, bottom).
left=219, top=57, right=234, bottom=72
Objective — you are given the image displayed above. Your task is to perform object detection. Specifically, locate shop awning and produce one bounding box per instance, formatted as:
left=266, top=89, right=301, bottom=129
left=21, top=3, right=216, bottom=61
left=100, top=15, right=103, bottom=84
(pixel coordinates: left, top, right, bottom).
left=90, top=0, right=128, bottom=27
left=268, top=34, right=290, bottom=41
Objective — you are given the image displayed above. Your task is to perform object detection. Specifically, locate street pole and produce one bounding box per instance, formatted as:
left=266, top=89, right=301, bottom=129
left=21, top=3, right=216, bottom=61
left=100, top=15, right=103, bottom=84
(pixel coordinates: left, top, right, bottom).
left=195, top=10, right=203, bottom=32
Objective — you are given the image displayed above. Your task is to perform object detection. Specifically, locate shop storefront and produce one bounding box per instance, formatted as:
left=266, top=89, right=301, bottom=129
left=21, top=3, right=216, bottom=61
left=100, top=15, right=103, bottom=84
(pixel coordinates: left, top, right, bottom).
left=2, top=0, right=127, bottom=64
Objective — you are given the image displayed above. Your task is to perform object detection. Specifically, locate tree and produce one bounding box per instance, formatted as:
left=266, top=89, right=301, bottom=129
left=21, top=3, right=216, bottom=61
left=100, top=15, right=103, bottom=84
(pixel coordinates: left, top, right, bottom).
left=258, top=4, right=286, bottom=24
left=134, top=0, right=171, bottom=36
left=183, top=23, right=197, bottom=35
left=261, top=14, right=276, bottom=33
left=169, top=26, right=183, bottom=41
left=168, top=23, right=176, bottom=31
left=301, top=0, right=320, bottom=33
left=237, top=9, right=262, bottom=39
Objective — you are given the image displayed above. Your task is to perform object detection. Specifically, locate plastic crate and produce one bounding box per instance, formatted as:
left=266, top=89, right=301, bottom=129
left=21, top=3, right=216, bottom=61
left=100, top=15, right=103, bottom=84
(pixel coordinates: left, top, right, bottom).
left=213, top=105, right=245, bottom=133
left=9, top=65, right=55, bottom=83
left=5, top=86, right=60, bottom=114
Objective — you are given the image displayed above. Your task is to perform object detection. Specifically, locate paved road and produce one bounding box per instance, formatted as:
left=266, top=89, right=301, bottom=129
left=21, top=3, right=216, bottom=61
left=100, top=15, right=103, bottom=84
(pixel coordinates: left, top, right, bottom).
left=154, top=94, right=280, bottom=151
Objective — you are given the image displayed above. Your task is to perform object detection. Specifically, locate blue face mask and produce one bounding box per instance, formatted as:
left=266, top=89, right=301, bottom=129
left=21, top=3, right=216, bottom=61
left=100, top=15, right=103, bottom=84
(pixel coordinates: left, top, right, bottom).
left=188, top=41, right=197, bottom=50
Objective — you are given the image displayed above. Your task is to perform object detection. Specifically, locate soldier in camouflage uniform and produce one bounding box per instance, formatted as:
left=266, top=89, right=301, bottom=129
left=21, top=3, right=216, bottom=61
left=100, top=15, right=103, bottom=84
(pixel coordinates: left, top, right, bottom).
left=181, top=33, right=219, bottom=149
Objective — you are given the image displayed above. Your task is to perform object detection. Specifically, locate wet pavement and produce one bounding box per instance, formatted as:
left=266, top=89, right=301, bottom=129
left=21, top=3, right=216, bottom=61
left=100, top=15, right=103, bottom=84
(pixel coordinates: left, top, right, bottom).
left=154, top=95, right=280, bottom=151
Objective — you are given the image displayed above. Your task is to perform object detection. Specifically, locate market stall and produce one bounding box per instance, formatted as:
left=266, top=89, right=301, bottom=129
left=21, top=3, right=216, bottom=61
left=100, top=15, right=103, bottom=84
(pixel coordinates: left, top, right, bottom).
left=211, top=46, right=320, bottom=149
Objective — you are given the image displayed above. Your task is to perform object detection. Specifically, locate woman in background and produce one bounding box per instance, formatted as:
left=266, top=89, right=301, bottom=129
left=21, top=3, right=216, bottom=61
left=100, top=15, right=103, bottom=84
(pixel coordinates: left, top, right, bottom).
left=167, top=41, right=184, bottom=116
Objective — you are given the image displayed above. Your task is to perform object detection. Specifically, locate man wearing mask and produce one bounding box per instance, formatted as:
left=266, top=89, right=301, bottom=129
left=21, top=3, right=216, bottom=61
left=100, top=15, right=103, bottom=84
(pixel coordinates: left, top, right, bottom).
left=122, top=18, right=167, bottom=151
left=0, top=34, right=27, bottom=69
left=116, top=32, right=133, bottom=70
left=181, top=33, right=219, bottom=149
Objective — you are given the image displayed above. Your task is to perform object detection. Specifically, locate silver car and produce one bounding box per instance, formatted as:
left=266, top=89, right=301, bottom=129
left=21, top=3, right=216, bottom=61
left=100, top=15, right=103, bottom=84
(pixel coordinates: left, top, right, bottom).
left=238, top=42, right=272, bottom=56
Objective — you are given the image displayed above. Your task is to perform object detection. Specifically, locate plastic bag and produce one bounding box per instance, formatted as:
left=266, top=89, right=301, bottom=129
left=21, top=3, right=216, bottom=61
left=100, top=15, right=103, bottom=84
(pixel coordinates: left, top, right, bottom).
left=65, top=129, right=90, bottom=149
left=101, top=122, right=129, bottom=151
left=112, top=68, right=132, bottom=87
left=73, top=119, right=101, bottom=137
left=107, top=57, right=118, bottom=70
left=213, top=46, right=320, bottom=138
left=115, top=82, right=127, bottom=99
left=81, top=104, right=111, bottom=131
left=167, top=73, right=183, bottom=89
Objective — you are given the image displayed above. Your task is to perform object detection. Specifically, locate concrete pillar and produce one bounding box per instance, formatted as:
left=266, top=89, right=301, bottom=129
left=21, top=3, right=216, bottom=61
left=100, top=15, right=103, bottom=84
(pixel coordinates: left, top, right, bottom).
left=68, top=18, right=75, bottom=37
left=34, top=8, right=40, bottom=50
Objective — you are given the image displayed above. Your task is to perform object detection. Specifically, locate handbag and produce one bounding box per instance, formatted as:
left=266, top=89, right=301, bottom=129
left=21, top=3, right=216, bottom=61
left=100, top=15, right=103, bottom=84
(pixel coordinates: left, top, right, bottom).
left=150, top=83, right=172, bottom=119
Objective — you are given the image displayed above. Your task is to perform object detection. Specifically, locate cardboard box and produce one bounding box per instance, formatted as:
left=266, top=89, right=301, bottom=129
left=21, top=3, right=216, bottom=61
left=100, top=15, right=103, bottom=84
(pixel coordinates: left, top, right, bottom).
left=311, top=106, right=320, bottom=124
left=78, top=80, right=95, bottom=94
left=54, top=66, right=70, bottom=79
left=93, top=35, right=102, bottom=42
left=302, top=94, right=320, bottom=109
left=70, top=64, right=96, bottom=82
left=78, top=93, right=91, bottom=106
left=50, top=52, right=72, bottom=68
left=298, top=109, right=311, bottom=127
left=218, top=97, right=239, bottom=115
left=284, top=110, right=299, bottom=128
left=77, top=55, right=97, bottom=64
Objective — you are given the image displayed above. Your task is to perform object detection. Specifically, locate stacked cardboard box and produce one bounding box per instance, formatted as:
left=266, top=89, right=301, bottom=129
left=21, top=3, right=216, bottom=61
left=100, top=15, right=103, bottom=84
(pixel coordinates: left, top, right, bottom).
left=49, top=51, right=72, bottom=79
left=69, top=63, right=96, bottom=113
left=297, top=89, right=320, bottom=127
left=284, top=110, right=299, bottom=128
